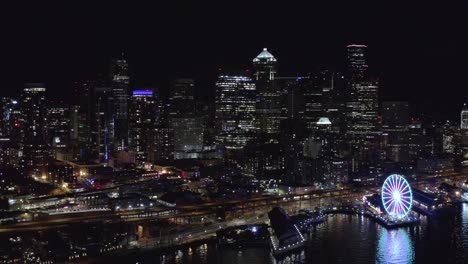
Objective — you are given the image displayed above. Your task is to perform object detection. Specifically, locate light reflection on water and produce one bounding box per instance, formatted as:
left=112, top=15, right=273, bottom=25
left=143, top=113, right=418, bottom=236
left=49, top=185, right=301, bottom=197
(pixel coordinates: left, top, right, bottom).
left=376, top=228, right=414, bottom=264
left=105, top=205, right=468, bottom=263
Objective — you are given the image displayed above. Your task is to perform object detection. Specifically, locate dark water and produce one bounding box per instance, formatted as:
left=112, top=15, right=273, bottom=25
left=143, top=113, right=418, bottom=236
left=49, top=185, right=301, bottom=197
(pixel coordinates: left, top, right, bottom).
left=108, top=204, right=468, bottom=264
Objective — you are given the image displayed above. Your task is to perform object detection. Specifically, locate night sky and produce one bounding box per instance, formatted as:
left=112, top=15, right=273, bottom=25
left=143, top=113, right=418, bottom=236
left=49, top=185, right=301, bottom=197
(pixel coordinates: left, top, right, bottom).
left=1, top=2, right=467, bottom=119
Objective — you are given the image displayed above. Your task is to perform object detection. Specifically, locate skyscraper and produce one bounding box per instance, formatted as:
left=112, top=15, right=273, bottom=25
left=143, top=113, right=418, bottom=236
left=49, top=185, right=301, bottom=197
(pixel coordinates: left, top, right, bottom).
left=172, top=117, right=204, bottom=159
left=110, top=53, right=130, bottom=151
left=151, top=101, right=174, bottom=164
left=0, top=97, right=20, bottom=140
left=461, top=103, right=468, bottom=130
left=92, top=87, right=113, bottom=162
left=382, top=101, right=409, bottom=163
left=47, top=101, right=70, bottom=150
left=129, top=90, right=157, bottom=162
left=253, top=48, right=280, bottom=140
left=346, top=44, right=368, bottom=80
left=20, top=84, right=48, bottom=176
left=346, top=80, right=380, bottom=134
left=168, top=78, right=205, bottom=159
left=215, top=73, right=256, bottom=150
left=71, top=80, right=95, bottom=161
left=345, top=44, right=382, bottom=185
left=169, top=78, right=195, bottom=117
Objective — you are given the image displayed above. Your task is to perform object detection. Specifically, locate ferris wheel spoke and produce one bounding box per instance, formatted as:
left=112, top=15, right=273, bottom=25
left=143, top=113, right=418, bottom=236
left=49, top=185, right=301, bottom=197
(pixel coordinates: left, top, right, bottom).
left=400, top=189, right=411, bottom=195
left=383, top=199, right=393, bottom=207
left=401, top=200, right=411, bottom=209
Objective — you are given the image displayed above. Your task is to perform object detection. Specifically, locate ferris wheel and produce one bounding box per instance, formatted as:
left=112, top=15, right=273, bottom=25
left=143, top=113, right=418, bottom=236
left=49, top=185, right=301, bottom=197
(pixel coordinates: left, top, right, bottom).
left=381, top=174, right=413, bottom=219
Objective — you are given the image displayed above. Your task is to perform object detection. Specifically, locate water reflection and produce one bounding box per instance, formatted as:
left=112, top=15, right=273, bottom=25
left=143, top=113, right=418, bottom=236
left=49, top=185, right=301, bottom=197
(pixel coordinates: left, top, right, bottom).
left=376, top=228, right=414, bottom=264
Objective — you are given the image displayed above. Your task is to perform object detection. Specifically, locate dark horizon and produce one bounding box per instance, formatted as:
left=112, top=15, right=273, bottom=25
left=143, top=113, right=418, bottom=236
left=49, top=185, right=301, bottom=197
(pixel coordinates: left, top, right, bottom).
left=1, top=2, right=467, bottom=119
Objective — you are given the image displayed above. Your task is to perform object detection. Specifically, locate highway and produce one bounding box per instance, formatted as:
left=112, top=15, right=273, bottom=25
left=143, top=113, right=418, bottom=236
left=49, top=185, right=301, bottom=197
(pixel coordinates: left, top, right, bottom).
left=1, top=171, right=467, bottom=234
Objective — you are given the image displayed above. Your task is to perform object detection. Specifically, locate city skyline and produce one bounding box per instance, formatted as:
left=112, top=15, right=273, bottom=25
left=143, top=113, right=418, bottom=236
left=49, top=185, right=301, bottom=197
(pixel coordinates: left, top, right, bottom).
left=2, top=3, right=468, bottom=263
left=0, top=2, right=467, bottom=118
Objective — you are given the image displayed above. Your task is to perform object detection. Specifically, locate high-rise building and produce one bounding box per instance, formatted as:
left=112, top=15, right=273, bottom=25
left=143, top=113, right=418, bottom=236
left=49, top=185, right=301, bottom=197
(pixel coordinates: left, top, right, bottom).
left=168, top=78, right=205, bottom=159
left=215, top=73, right=257, bottom=150
left=47, top=101, right=70, bottom=150
left=71, top=80, right=95, bottom=161
left=0, top=98, right=20, bottom=140
left=461, top=104, right=468, bottom=130
left=20, top=84, right=48, bottom=176
left=110, top=53, right=130, bottom=151
left=346, top=44, right=368, bottom=80
left=0, top=97, right=20, bottom=167
left=253, top=48, right=281, bottom=140
left=129, top=90, right=157, bottom=162
left=169, top=78, right=195, bottom=117
left=345, top=44, right=382, bottom=185
left=150, top=101, right=174, bottom=164
left=321, top=72, right=346, bottom=133
left=92, top=87, right=113, bottom=162
left=346, top=80, right=380, bottom=134
left=172, top=117, right=204, bottom=159
left=382, top=101, right=409, bottom=163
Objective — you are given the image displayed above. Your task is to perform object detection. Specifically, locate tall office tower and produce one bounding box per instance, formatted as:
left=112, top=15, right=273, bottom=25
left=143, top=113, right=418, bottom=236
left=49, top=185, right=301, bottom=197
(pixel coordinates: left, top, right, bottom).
left=321, top=72, right=346, bottom=133
left=169, top=78, right=195, bottom=117
left=172, top=117, right=204, bottom=159
left=441, top=121, right=456, bottom=154
left=110, top=53, right=130, bottom=151
left=459, top=104, right=468, bottom=168
left=280, top=118, right=310, bottom=185
left=215, top=73, right=257, bottom=150
left=382, top=102, right=409, bottom=163
left=168, top=78, right=205, bottom=159
left=346, top=80, right=380, bottom=134
left=0, top=98, right=19, bottom=139
left=345, top=44, right=382, bottom=185
left=151, top=101, right=174, bottom=164
left=346, top=44, right=368, bottom=80
left=253, top=48, right=280, bottom=141
left=300, top=74, right=324, bottom=131
left=0, top=98, right=20, bottom=167
left=92, top=87, right=113, bottom=162
left=20, top=84, right=48, bottom=176
left=461, top=104, right=468, bottom=129
left=47, top=101, right=70, bottom=150
left=71, top=80, right=95, bottom=160
left=129, top=90, right=157, bottom=162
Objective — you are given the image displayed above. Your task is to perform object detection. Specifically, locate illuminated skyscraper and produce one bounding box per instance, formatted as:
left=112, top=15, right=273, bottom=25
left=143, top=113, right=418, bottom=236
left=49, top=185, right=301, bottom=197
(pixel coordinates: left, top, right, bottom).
left=129, top=90, right=157, bottom=162
left=0, top=98, right=20, bottom=140
left=168, top=78, right=204, bottom=159
left=215, top=73, right=256, bottom=150
left=92, top=87, right=113, bottom=162
left=346, top=44, right=368, bottom=80
left=382, top=101, right=409, bottom=162
left=47, top=101, right=70, bottom=150
left=346, top=80, right=380, bottom=134
left=169, top=78, right=195, bottom=117
left=345, top=44, right=382, bottom=185
left=110, top=53, right=130, bottom=151
left=172, top=117, right=204, bottom=159
left=71, top=79, right=95, bottom=160
left=461, top=104, right=468, bottom=130
left=253, top=48, right=280, bottom=140
left=20, top=83, right=49, bottom=176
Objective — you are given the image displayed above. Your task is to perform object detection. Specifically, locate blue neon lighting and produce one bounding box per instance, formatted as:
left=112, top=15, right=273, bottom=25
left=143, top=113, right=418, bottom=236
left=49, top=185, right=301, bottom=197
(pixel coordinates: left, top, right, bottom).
left=133, top=90, right=153, bottom=95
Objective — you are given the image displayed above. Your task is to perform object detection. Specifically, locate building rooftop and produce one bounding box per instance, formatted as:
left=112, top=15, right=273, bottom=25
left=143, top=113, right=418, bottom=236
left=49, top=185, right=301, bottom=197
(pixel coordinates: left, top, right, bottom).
left=253, top=48, right=277, bottom=62
left=346, top=44, right=367, bottom=48
left=317, top=117, right=332, bottom=125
